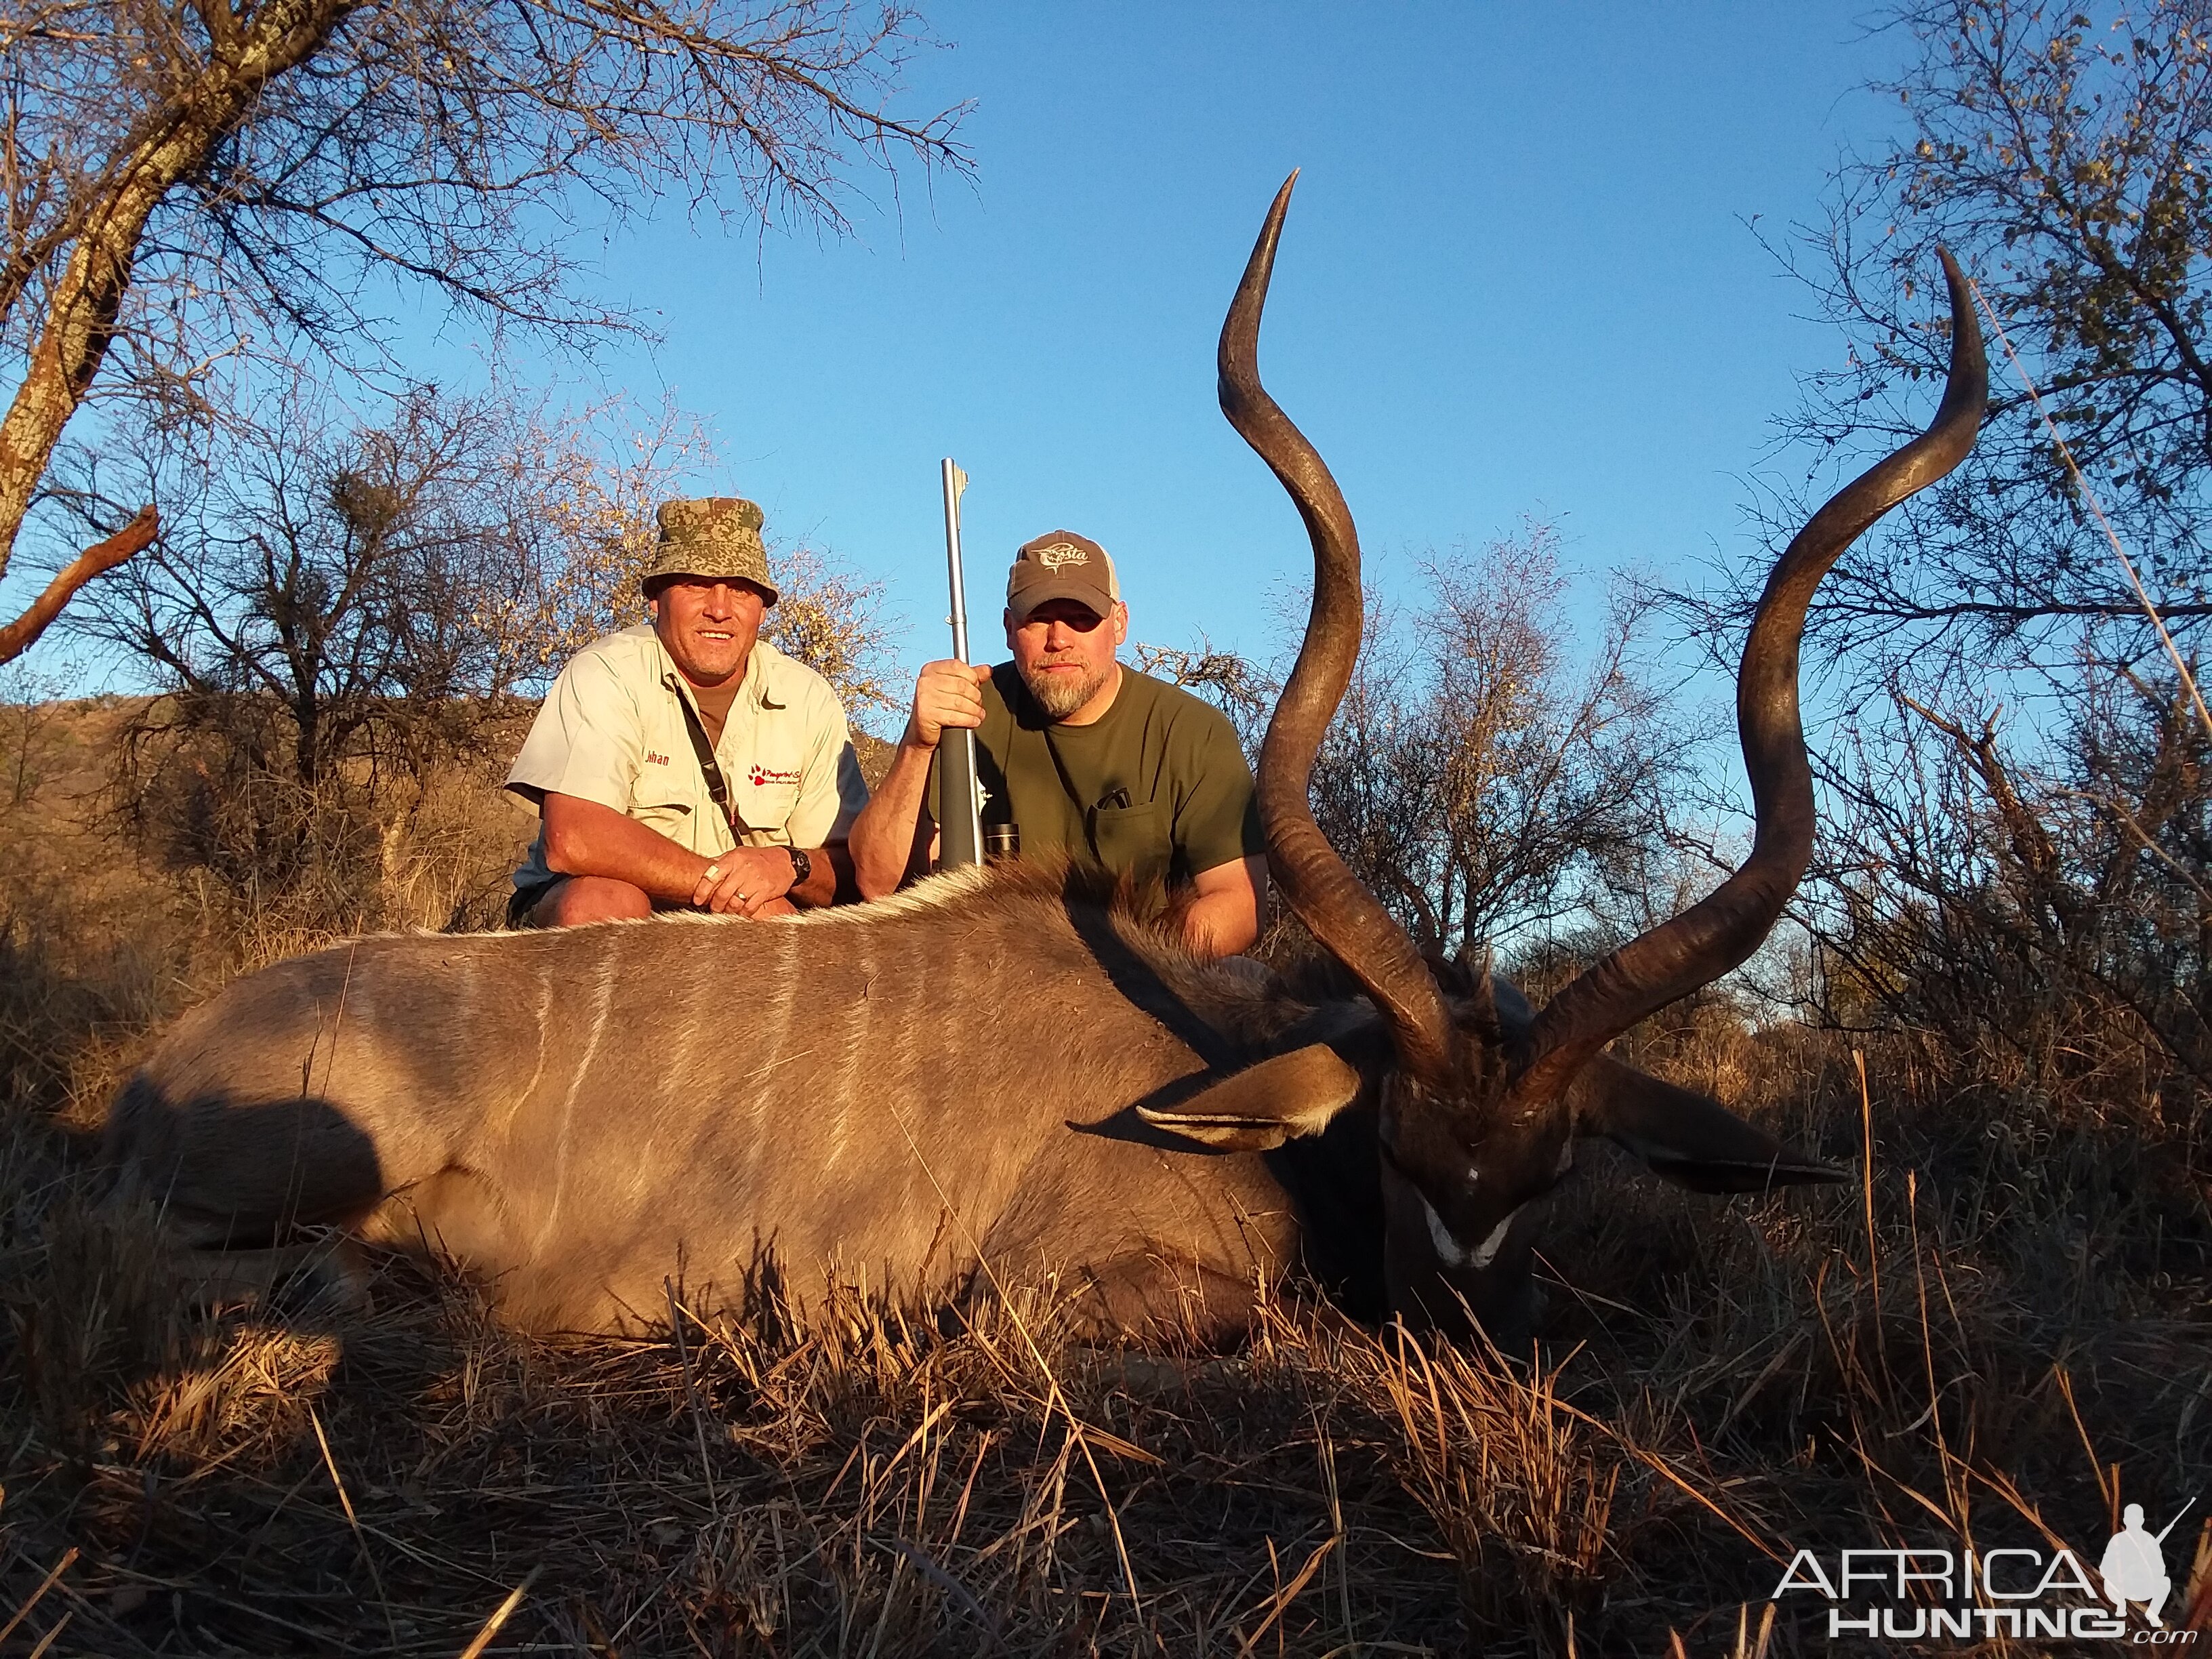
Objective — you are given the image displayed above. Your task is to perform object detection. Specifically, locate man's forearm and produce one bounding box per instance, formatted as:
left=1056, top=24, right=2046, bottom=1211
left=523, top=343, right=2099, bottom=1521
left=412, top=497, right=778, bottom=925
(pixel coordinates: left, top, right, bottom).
left=788, top=843, right=844, bottom=907
left=545, top=797, right=717, bottom=902
left=543, top=794, right=835, bottom=910
left=848, top=736, right=937, bottom=897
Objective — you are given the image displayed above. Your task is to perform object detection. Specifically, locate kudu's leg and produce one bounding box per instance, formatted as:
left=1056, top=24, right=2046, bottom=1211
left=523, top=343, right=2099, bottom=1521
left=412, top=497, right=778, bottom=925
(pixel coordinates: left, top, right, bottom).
left=1067, top=1251, right=1263, bottom=1347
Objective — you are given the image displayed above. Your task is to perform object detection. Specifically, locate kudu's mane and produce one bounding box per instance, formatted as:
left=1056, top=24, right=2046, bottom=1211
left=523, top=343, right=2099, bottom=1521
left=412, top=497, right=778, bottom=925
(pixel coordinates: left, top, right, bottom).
left=861, top=855, right=1309, bottom=1049
left=629, top=855, right=1172, bottom=940
left=555, top=852, right=1292, bottom=1056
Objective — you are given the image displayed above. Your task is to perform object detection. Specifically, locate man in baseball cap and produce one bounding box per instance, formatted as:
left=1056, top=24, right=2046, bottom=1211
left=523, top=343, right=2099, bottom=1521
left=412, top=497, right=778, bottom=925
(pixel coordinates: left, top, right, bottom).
left=1005, top=528, right=1119, bottom=621
left=848, top=528, right=1267, bottom=958
left=504, top=495, right=867, bottom=926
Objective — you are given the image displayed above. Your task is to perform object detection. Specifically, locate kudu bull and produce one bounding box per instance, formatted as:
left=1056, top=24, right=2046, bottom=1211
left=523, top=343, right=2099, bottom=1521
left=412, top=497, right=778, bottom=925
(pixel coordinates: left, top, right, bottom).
left=106, top=178, right=1987, bottom=1340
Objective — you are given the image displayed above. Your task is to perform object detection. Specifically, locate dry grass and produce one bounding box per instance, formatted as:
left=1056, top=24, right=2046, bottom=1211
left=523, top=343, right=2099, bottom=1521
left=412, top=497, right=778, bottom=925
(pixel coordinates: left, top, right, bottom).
left=1, top=703, right=2208, bottom=1656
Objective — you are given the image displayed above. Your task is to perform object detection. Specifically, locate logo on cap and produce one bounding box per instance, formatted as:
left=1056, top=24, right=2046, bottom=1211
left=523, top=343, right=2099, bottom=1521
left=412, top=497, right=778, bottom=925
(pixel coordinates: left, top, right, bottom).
left=1035, top=542, right=1091, bottom=571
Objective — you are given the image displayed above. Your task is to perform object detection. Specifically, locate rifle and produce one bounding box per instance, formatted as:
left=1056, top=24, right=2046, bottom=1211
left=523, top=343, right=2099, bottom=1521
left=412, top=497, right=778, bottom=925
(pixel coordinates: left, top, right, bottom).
left=936, top=457, right=985, bottom=869
left=2154, top=1494, right=2197, bottom=1544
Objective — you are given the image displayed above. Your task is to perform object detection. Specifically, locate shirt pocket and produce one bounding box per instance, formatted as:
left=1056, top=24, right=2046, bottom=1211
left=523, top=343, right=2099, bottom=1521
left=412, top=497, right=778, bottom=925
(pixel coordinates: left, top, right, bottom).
left=630, top=795, right=699, bottom=848
left=1088, top=801, right=1169, bottom=888
left=734, top=777, right=802, bottom=842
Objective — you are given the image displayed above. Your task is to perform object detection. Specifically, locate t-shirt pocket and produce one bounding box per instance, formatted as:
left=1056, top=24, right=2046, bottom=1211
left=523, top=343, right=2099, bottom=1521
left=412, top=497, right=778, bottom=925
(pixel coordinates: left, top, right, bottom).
left=1088, top=800, right=1169, bottom=888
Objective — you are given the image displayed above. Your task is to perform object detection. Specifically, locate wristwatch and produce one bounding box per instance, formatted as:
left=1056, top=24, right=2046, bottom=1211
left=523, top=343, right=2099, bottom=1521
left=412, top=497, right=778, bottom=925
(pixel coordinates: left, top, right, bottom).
left=783, top=844, right=813, bottom=887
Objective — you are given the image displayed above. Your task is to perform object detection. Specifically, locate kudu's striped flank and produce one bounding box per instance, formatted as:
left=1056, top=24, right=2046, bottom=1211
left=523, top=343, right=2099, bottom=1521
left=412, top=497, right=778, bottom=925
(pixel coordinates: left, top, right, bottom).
left=104, top=178, right=1986, bottom=1340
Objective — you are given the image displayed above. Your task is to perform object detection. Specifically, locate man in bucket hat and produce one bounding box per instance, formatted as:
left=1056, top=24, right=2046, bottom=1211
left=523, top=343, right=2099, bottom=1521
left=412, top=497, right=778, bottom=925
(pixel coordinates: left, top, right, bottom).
left=847, top=529, right=1266, bottom=957
left=504, top=496, right=867, bottom=926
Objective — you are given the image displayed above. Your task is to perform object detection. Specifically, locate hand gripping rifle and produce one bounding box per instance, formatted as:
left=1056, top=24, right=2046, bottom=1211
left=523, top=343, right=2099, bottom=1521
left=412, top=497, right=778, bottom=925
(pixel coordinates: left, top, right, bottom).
left=936, top=458, right=985, bottom=869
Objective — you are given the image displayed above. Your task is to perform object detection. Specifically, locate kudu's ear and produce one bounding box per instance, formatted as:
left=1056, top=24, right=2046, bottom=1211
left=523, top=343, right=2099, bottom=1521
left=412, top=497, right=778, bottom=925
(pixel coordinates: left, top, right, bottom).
left=1574, top=1054, right=1845, bottom=1193
left=1422, top=949, right=1475, bottom=997
left=1425, top=946, right=1504, bottom=1039
left=1136, top=1045, right=1364, bottom=1152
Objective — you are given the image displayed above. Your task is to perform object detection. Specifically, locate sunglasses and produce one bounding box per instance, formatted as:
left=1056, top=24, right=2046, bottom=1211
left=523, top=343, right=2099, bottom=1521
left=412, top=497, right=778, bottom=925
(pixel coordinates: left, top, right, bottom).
left=1017, top=605, right=1109, bottom=633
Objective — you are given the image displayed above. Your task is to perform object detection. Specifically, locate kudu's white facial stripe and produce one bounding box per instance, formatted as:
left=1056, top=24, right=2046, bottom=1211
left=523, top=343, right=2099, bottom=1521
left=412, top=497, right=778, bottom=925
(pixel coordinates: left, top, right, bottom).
left=1420, top=1193, right=1521, bottom=1271
left=1406, top=1133, right=1567, bottom=1271
left=1422, top=1195, right=1465, bottom=1265
left=1471, top=1211, right=1517, bottom=1269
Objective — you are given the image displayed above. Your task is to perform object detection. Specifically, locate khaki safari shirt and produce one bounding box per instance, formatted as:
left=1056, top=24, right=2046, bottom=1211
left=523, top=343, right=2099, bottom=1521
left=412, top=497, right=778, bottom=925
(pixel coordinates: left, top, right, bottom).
left=507, top=623, right=867, bottom=894
left=930, top=665, right=1263, bottom=888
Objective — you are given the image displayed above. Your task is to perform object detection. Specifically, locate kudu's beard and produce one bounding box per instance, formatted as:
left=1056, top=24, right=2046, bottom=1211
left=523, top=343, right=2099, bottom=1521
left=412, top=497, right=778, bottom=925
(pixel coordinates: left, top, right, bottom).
left=1021, top=656, right=1113, bottom=720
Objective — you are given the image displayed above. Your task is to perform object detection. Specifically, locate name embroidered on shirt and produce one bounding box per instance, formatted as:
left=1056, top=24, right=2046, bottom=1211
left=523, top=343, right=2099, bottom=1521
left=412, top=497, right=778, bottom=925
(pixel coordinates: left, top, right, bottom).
left=644, top=751, right=670, bottom=765
left=750, top=764, right=801, bottom=787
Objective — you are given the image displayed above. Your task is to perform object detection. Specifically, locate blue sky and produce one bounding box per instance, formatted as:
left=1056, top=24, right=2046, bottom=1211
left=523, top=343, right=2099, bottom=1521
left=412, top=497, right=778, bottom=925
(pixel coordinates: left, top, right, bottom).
left=18, top=4, right=1926, bottom=697
left=576, top=2, right=1914, bottom=683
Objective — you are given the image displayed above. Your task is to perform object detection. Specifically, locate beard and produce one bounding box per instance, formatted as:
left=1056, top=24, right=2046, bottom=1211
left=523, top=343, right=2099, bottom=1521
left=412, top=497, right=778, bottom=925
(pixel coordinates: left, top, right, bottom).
left=1020, top=656, right=1114, bottom=720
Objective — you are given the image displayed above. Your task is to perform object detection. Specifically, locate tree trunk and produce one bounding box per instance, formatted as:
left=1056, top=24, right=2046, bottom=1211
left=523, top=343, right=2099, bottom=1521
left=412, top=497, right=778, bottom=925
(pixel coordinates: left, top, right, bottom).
left=0, top=0, right=356, bottom=592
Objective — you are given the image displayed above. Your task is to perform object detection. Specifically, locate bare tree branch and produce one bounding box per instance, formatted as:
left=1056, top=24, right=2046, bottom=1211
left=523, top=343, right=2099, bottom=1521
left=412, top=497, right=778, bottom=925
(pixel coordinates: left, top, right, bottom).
left=0, top=0, right=969, bottom=647
left=0, top=500, right=154, bottom=662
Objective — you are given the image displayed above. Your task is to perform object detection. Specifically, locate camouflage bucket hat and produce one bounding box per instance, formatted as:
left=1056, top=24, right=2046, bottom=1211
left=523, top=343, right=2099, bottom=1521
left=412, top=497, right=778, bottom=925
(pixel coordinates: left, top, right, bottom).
left=640, top=497, right=777, bottom=605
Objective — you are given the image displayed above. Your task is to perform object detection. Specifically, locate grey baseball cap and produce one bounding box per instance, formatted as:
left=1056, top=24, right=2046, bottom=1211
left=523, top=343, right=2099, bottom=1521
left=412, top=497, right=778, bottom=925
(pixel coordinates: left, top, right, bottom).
left=1006, top=529, right=1121, bottom=622
left=640, top=497, right=778, bottom=605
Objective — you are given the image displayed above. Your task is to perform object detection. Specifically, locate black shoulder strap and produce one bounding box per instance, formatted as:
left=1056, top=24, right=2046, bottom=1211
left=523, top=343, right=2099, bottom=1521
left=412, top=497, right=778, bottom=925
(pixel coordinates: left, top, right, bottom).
left=672, top=687, right=740, bottom=836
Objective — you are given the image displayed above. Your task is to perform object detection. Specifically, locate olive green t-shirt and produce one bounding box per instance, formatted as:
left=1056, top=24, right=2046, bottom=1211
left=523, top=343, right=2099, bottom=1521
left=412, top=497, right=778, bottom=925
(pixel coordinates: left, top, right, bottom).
left=928, top=665, right=1263, bottom=887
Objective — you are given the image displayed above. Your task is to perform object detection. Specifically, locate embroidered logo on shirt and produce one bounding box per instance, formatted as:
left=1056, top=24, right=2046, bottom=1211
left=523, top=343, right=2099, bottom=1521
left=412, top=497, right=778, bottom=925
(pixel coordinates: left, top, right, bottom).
left=749, top=764, right=802, bottom=787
